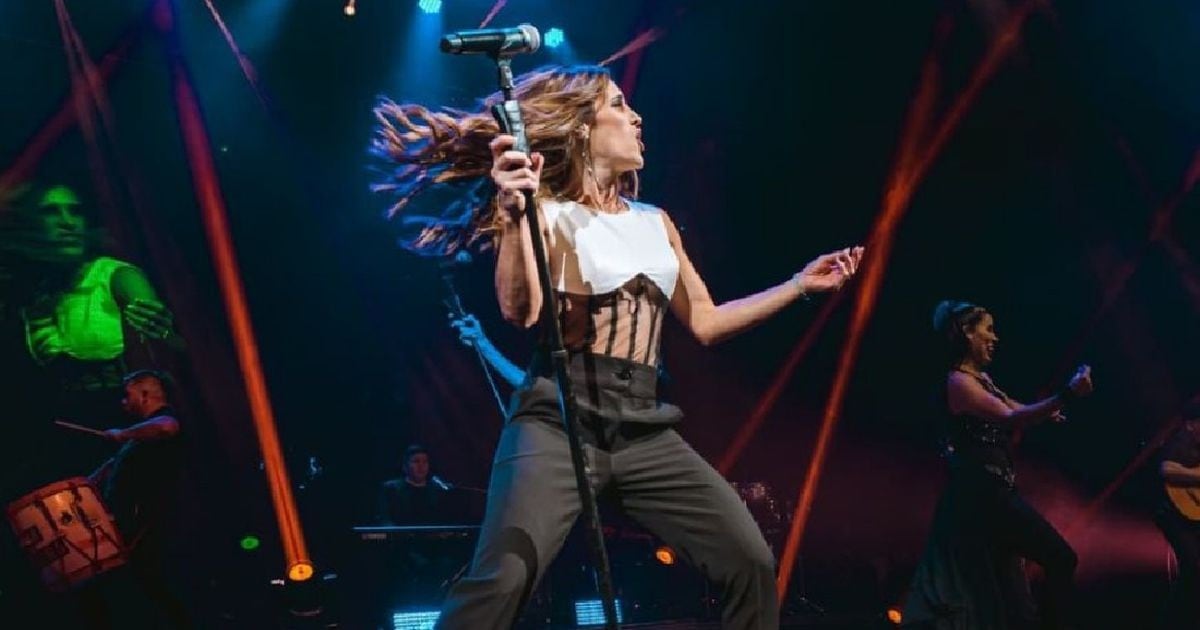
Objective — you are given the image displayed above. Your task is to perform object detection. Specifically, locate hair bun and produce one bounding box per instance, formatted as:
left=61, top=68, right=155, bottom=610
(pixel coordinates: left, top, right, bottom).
left=933, top=300, right=985, bottom=333
left=932, top=300, right=959, bottom=333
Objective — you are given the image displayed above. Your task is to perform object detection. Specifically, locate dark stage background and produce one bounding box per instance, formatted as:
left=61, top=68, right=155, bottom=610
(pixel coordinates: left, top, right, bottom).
left=1, top=0, right=1198, bottom=627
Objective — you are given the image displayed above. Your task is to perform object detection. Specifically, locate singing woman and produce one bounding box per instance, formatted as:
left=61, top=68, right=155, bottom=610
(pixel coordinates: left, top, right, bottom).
left=374, top=64, right=863, bottom=629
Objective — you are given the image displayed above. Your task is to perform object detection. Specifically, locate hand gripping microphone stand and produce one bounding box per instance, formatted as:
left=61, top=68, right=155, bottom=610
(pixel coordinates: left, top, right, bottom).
left=443, top=28, right=620, bottom=630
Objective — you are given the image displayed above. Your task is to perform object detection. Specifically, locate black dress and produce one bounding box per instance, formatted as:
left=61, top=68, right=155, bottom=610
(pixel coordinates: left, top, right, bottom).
left=903, top=373, right=1076, bottom=630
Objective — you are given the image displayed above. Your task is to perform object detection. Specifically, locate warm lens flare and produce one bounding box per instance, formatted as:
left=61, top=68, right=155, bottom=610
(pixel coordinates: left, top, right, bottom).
left=654, top=546, right=676, bottom=566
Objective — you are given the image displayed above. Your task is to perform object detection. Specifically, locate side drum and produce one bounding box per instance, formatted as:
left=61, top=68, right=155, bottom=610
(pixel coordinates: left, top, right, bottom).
left=6, top=477, right=127, bottom=592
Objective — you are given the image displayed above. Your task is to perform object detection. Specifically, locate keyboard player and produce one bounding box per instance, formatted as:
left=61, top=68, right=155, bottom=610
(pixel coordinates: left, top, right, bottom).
left=377, top=443, right=461, bottom=525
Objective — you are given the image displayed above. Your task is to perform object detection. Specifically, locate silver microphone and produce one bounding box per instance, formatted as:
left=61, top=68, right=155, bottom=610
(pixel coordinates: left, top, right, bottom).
left=440, top=24, right=540, bottom=57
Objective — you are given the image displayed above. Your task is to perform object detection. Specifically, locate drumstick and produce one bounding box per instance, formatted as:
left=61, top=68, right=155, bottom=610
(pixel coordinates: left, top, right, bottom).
left=53, top=419, right=110, bottom=438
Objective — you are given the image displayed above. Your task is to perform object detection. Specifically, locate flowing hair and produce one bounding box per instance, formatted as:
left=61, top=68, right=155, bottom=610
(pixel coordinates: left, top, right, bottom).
left=371, top=64, right=638, bottom=255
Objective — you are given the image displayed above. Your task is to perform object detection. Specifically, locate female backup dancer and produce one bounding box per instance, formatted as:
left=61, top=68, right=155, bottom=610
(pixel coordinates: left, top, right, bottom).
left=903, top=301, right=1094, bottom=629
left=373, top=64, right=863, bottom=629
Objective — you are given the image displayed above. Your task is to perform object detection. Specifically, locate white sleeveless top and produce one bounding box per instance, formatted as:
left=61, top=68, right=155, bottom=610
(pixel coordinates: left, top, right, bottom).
left=541, top=199, right=679, bottom=299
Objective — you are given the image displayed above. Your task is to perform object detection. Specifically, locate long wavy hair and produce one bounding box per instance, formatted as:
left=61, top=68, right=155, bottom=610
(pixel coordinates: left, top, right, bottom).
left=371, top=64, right=638, bottom=255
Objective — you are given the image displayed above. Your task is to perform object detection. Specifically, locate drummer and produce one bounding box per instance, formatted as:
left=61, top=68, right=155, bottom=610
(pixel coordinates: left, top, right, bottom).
left=91, top=369, right=191, bottom=628
left=0, top=370, right=191, bottom=627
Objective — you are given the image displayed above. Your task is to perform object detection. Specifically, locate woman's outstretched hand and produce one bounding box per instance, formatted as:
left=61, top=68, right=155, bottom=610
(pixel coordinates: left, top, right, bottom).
left=1068, top=364, right=1093, bottom=397
left=489, top=134, right=544, bottom=221
left=795, top=246, right=865, bottom=294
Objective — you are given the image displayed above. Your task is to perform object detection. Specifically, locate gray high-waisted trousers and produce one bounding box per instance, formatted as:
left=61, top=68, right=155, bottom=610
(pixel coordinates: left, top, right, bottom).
left=436, top=353, right=778, bottom=629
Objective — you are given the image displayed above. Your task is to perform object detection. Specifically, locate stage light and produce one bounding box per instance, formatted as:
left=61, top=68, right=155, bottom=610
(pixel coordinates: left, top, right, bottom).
left=574, top=599, right=623, bottom=626
left=343, top=0, right=356, bottom=16
left=654, top=545, right=675, bottom=566
left=288, top=562, right=314, bottom=581
left=240, top=535, right=260, bottom=551
left=417, top=0, right=441, bottom=14
left=886, top=607, right=903, bottom=624
left=545, top=27, right=565, bottom=48
left=392, top=610, right=440, bottom=630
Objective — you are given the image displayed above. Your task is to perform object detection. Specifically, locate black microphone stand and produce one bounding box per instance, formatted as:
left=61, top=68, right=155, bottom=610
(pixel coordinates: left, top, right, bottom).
left=488, top=56, right=620, bottom=630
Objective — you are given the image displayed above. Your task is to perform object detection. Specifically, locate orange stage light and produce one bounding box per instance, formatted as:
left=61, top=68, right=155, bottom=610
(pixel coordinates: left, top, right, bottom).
left=157, top=0, right=312, bottom=583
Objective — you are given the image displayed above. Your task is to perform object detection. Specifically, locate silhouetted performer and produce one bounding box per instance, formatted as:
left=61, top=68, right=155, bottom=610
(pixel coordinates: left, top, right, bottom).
left=904, top=301, right=1093, bottom=630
